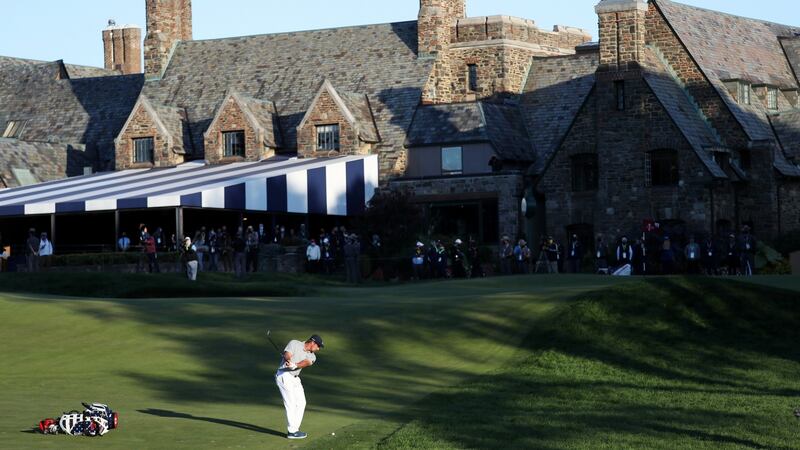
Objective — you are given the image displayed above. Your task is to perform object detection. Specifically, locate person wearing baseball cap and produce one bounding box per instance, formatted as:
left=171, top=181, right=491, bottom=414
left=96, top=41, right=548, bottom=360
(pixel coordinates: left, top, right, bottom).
left=275, top=334, right=324, bottom=440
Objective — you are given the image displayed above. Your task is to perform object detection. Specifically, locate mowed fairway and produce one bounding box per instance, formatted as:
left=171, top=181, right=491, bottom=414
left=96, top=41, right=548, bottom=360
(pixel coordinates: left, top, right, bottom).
left=1, top=275, right=800, bottom=449
left=0, top=275, right=621, bottom=449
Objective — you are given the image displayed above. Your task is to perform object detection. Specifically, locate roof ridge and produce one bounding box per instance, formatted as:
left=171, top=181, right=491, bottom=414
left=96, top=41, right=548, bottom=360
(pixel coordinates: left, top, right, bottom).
left=184, top=20, right=417, bottom=45
left=657, top=0, right=800, bottom=31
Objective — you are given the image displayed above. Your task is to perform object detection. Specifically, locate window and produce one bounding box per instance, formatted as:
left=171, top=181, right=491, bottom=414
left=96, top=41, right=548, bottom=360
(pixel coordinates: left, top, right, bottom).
left=441, top=146, right=463, bottom=175
left=223, top=130, right=246, bottom=157
left=767, top=87, right=778, bottom=110
left=2, top=120, right=26, bottom=138
left=316, top=124, right=340, bottom=151
left=468, top=64, right=478, bottom=92
left=571, top=154, right=599, bottom=192
left=646, top=150, right=679, bottom=186
left=615, top=80, right=625, bottom=111
left=133, top=137, right=154, bottom=164
left=738, top=82, right=751, bottom=105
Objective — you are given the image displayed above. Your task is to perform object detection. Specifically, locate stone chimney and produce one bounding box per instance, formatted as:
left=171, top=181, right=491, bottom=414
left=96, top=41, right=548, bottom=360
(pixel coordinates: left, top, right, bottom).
left=144, top=0, right=193, bottom=80
left=418, top=0, right=467, bottom=57
left=595, top=0, right=648, bottom=71
left=102, top=21, right=142, bottom=75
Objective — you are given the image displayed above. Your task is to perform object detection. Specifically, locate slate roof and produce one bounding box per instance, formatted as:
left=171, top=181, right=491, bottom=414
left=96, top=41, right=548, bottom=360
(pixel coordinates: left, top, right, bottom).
left=0, top=140, right=94, bottom=188
left=770, top=110, right=800, bottom=162
left=0, top=56, right=143, bottom=178
left=141, top=21, right=431, bottom=158
left=237, top=94, right=283, bottom=149
left=0, top=55, right=121, bottom=79
left=640, top=47, right=727, bottom=179
left=405, top=102, right=531, bottom=160
left=779, top=37, right=800, bottom=84
left=519, top=52, right=598, bottom=173
left=338, top=90, right=380, bottom=143
left=655, top=0, right=800, bottom=142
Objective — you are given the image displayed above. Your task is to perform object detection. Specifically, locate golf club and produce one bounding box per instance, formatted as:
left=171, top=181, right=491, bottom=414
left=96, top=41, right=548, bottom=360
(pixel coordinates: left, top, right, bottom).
left=267, top=330, right=299, bottom=371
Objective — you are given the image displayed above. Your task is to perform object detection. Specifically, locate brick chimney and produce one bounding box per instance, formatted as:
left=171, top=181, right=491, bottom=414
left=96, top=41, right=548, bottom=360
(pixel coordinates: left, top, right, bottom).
left=144, top=0, right=193, bottom=80
left=418, top=0, right=467, bottom=57
left=595, top=0, right=647, bottom=71
left=102, top=21, right=142, bottom=75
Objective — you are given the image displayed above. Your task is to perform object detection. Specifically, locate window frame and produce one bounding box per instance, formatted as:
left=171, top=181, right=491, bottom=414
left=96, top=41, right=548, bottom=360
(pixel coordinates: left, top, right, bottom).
left=647, top=149, right=680, bottom=187
left=132, top=137, right=155, bottom=164
left=614, top=80, right=625, bottom=111
left=223, top=130, right=246, bottom=157
left=570, top=153, right=599, bottom=192
left=2, top=120, right=26, bottom=139
left=467, top=64, right=479, bottom=92
left=441, top=146, right=463, bottom=176
left=738, top=82, right=751, bottom=105
left=767, top=87, right=779, bottom=110
left=316, top=124, right=340, bottom=152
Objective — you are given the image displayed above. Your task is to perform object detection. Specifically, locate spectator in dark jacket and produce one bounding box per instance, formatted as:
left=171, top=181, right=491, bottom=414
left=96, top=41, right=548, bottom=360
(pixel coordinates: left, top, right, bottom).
left=567, top=234, right=583, bottom=273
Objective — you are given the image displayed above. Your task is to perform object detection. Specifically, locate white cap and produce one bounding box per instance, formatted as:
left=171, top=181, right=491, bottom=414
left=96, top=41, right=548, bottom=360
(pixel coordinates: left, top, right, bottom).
left=455, top=238, right=463, bottom=245
left=416, top=241, right=424, bottom=247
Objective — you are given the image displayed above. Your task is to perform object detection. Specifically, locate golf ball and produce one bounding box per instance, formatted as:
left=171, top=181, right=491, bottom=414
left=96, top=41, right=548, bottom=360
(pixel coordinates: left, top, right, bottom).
left=331, top=432, right=335, bottom=436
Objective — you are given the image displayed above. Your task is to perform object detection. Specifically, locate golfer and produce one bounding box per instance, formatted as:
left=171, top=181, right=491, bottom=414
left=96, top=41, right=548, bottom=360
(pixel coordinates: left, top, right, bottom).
left=276, top=334, right=324, bottom=439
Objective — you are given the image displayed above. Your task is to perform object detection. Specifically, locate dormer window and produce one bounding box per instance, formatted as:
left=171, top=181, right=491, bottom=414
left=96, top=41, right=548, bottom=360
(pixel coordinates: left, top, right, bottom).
left=442, top=146, right=463, bottom=175
left=316, top=124, right=340, bottom=151
left=767, top=87, right=779, bottom=110
left=223, top=130, right=245, bottom=157
left=133, top=137, right=154, bottom=164
left=2, top=120, right=26, bottom=139
left=738, top=82, right=751, bottom=105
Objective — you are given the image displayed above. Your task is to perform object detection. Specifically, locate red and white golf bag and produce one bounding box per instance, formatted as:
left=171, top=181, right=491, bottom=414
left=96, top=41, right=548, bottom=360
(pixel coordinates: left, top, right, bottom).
left=38, top=402, right=118, bottom=437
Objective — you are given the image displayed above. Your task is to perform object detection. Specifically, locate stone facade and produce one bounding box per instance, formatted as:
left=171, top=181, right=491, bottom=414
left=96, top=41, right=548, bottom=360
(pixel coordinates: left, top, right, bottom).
left=204, top=95, right=275, bottom=164
left=102, top=25, right=142, bottom=75
left=115, top=100, right=184, bottom=170
left=296, top=89, right=370, bottom=158
left=418, top=0, right=466, bottom=57
left=144, top=0, right=192, bottom=79
left=422, top=16, right=591, bottom=104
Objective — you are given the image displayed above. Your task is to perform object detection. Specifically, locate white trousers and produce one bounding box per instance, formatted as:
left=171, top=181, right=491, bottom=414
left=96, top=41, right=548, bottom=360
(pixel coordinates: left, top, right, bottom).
left=186, top=261, right=198, bottom=281
left=276, top=372, right=306, bottom=433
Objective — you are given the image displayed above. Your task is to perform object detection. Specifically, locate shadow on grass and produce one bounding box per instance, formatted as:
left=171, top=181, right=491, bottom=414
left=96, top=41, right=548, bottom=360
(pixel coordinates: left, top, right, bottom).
left=138, top=409, right=285, bottom=437
left=371, top=277, right=800, bottom=449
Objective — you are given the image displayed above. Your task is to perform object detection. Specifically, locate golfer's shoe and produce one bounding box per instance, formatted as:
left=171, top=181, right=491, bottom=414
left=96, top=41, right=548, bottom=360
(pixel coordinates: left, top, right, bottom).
left=287, top=431, right=308, bottom=439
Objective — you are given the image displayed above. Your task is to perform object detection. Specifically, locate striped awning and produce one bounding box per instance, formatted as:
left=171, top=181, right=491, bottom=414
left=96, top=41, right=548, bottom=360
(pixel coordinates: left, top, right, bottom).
left=0, top=155, right=378, bottom=217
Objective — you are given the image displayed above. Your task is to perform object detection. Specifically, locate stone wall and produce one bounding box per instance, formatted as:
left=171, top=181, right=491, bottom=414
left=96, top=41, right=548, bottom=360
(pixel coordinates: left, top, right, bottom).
left=390, top=172, right=524, bottom=241
left=454, top=16, right=590, bottom=49
left=296, top=90, right=362, bottom=158
left=538, top=78, right=738, bottom=244
left=204, top=97, right=272, bottom=164
left=115, top=103, right=183, bottom=170
left=144, top=0, right=192, bottom=79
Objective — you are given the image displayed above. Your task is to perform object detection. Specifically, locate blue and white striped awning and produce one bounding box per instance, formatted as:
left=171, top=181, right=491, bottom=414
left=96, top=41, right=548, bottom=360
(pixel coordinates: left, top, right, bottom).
left=0, top=155, right=378, bottom=217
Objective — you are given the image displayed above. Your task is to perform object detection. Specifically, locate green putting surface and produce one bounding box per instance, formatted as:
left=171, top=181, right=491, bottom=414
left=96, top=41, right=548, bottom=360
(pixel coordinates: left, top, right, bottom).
left=1, top=275, right=798, bottom=449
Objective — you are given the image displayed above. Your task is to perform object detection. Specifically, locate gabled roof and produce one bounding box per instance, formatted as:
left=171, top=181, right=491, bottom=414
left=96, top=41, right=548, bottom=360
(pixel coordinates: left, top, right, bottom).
left=141, top=21, right=430, bottom=156
left=296, top=80, right=380, bottom=144
left=0, top=55, right=122, bottom=79
left=204, top=90, right=283, bottom=149
left=404, top=102, right=532, bottom=161
left=520, top=52, right=598, bottom=173
left=655, top=0, right=800, bottom=142
left=116, top=95, right=189, bottom=155
left=641, top=47, right=727, bottom=179
left=779, top=37, right=800, bottom=84
left=0, top=57, right=143, bottom=166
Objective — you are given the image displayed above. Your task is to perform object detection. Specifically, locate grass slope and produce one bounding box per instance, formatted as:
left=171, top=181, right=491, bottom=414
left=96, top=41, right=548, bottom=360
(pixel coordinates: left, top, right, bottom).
left=0, top=275, right=623, bottom=449
left=369, top=277, right=800, bottom=449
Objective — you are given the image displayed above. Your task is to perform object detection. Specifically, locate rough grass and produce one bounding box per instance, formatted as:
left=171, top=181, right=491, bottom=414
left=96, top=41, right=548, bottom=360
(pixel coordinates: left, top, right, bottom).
left=359, top=277, right=800, bottom=449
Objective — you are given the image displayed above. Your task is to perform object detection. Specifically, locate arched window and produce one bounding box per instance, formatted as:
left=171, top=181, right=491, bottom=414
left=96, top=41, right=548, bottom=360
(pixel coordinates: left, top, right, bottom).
left=646, top=149, right=679, bottom=187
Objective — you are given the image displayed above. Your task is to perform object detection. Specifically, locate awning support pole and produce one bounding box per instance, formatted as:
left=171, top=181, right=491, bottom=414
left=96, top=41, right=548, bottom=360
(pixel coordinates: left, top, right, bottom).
left=114, top=210, right=120, bottom=250
left=176, top=207, right=184, bottom=241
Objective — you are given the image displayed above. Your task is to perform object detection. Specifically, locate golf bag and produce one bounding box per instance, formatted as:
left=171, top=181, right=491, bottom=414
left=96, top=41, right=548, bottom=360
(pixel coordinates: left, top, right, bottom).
left=612, top=264, right=632, bottom=276
left=37, top=402, right=118, bottom=437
